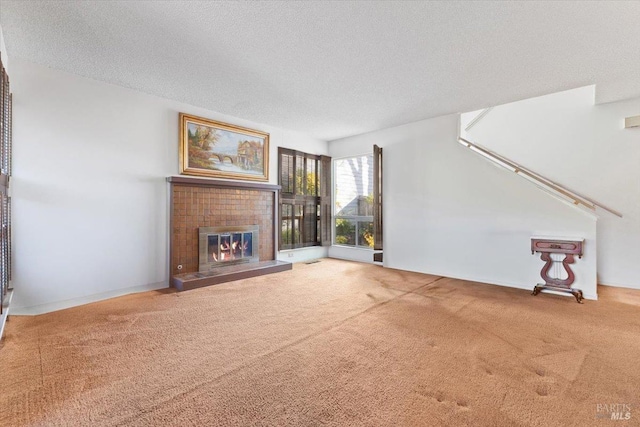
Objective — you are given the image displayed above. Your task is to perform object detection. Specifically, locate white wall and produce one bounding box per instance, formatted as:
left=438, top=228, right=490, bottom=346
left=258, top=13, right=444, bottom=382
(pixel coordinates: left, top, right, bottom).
left=463, top=86, right=640, bottom=289
left=11, top=58, right=328, bottom=314
left=329, top=114, right=598, bottom=299
left=0, top=24, right=8, bottom=72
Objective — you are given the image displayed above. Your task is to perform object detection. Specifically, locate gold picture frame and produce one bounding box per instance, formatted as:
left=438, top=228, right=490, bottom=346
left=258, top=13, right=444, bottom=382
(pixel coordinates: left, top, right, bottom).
left=179, top=113, right=269, bottom=181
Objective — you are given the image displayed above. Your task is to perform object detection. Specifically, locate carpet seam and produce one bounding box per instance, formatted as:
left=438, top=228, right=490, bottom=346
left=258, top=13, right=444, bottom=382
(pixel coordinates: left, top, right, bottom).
left=382, top=276, right=446, bottom=294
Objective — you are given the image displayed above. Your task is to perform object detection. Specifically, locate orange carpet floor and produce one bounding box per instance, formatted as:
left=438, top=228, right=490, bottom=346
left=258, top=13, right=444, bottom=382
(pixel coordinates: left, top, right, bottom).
left=1, top=259, right=639, bottom=426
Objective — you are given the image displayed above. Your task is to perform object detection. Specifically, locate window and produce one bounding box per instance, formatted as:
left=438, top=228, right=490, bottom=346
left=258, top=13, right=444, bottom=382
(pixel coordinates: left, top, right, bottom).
left=334, top=154, right=374, bottom=248
left=278, top=148, right=331, bottom=250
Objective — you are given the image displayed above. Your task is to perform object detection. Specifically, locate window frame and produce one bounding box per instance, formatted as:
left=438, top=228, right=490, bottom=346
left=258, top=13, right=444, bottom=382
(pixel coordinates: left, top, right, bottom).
left=332, top=153, right=375, bottom=250
left=278, top=147, right=324, bottom=250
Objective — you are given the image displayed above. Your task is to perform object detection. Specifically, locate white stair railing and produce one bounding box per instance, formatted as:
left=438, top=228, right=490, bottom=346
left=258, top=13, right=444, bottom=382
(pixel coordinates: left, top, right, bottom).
left=458, top=137, right=623, bottom=218
left=464, top=107, right=494, bottom=132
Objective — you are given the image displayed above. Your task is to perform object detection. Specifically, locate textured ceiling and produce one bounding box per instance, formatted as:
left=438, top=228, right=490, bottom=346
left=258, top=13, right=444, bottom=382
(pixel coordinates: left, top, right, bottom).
left=1, top=1, right=639, bottom=141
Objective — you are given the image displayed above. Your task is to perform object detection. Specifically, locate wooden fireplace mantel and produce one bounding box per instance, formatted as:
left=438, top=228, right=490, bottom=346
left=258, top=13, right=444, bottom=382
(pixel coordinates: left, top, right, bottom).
left=167, top=176, right=281, bottom=191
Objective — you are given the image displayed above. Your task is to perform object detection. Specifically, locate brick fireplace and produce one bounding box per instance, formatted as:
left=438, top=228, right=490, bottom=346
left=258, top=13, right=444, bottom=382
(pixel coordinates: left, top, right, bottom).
left=168, top=176, right=291, bottom=290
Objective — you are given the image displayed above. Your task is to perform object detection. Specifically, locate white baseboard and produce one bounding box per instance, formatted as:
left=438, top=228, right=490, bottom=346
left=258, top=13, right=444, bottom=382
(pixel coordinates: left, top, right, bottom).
left=598, top=281, right=640, bottom=291
left=379, top=264, right=598, bottom=301
left=277, top=246, right=329, bottom=264
left=10, top=281, right=169, bottom=316
left=328, top=246, right=375, bottom=264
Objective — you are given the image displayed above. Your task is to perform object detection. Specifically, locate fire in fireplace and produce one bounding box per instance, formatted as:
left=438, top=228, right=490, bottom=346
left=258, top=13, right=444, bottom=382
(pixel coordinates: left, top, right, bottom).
left=199, top=225, right=259, bottom=272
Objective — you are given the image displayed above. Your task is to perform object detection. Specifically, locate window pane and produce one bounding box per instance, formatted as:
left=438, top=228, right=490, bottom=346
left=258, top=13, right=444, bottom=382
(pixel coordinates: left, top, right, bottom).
left=281, top=153, right=294, bottom=194
left=296, top=155, right=305, bottom=195
left=303, top=202, right=317, bottom=244
left=281, top=204, right=292, bottom=246
left=334, top=154, right=374, bottom=217
left=317, top=204, right=321, bottom=244
left=357, top=221, right=374, bottom=248
left=335, top=218, right=356, bottom=246
left=334, top=154, right=374, bottom=248
left=294, top=205, right=303, bottom=245
left=306, top=159, right=317, bottom=196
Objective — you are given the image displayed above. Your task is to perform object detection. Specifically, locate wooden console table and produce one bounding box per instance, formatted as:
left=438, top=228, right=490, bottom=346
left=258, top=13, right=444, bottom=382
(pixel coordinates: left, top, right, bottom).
left=531, top=237, right=584, bottom=303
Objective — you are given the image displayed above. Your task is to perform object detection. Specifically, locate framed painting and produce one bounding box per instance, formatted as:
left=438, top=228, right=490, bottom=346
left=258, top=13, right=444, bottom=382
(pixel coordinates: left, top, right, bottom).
left=179, top=113, right=269, bottom=181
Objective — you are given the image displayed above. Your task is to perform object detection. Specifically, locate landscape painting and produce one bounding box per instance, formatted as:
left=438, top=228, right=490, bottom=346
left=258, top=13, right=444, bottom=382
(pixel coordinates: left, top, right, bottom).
left=179, top=113, right=269, bottom=181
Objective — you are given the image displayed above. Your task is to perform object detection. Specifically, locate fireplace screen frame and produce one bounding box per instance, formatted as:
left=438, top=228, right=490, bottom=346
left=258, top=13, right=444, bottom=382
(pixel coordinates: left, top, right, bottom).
left=198, top=225, right=259, bottom=272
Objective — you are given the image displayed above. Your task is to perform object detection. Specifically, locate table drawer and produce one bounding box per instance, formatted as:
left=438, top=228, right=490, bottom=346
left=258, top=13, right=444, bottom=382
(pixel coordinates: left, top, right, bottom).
left=531, top=239, right=583, bottom=256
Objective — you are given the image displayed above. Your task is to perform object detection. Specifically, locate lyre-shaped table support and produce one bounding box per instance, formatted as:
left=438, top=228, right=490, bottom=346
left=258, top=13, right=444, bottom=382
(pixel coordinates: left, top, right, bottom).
left=531, top=237, right=584, bottom=303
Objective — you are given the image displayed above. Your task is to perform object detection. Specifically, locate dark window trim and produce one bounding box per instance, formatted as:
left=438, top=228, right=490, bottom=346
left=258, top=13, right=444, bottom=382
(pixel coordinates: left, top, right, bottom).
left=278, top=148, right=330, bottom=250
